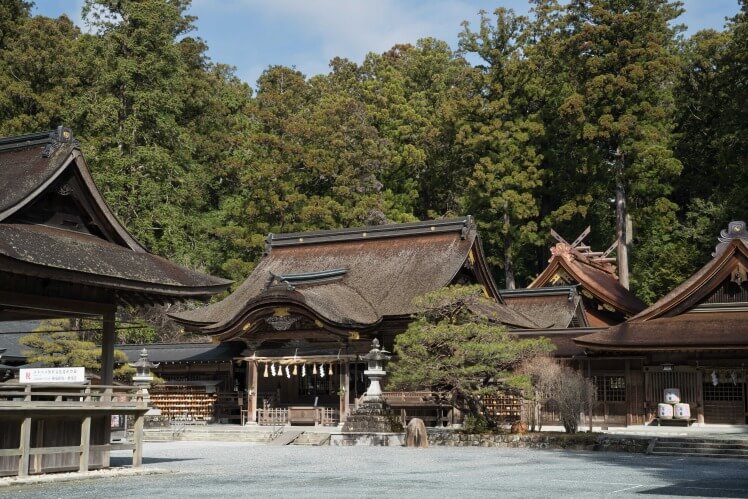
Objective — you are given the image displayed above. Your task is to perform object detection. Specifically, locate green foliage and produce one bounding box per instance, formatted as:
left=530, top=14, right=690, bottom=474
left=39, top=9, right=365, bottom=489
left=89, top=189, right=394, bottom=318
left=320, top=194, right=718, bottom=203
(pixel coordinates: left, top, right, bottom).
left=0, top=0, right=745, bottom=316
left=21, top=320, right=134, bottom=379
left=388, top=286, right=554, bottom=425
left=458, top=9, right=545, bottom=287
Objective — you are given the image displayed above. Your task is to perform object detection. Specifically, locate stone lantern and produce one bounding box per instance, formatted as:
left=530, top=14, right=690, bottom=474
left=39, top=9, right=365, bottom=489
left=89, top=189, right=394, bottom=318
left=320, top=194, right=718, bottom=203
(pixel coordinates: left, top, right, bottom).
left=129, top=348, right=160, bottom=415
left=362, top=339, right=390, bottom=400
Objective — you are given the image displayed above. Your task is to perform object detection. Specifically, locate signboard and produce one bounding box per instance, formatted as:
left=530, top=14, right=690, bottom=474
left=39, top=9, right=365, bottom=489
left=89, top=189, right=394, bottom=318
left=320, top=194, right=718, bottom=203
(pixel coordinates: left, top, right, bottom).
left=19, top=367, right=86, bottom=384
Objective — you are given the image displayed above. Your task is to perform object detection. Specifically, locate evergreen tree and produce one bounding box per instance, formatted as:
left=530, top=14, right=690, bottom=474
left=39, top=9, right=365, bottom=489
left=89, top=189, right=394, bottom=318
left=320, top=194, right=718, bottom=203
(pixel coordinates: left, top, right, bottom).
left=0, top=9, right=81, bottom=135
left=458, top=9, right=545, bottom=288
left=388, top=286, right=553, bottom=428
left=554, top=0, right=684, bottom=299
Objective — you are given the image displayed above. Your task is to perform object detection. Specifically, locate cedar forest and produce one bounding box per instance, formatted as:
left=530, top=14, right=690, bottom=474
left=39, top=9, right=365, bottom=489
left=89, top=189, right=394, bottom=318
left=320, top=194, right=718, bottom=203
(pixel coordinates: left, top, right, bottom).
left=2, top=0, right=746, bottom=342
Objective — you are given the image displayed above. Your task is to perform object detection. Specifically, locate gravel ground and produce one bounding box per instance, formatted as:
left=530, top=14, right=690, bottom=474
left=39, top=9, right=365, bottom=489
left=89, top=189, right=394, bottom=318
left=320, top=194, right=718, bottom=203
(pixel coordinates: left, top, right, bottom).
left=4, top=442, right=748, bottom=498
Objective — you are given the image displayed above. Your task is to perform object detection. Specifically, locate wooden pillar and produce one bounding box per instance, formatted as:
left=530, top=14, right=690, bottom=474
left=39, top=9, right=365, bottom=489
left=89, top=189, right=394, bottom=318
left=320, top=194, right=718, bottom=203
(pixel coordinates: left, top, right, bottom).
left=587, top=359, right=593, bottom=431
left=247, top=361, right=258, bottom=424
left=339, top=362, right=350, bottom=423
left=79, top=416, right=91, bottom=472
left=696, top=369, right=705, bottom=425
left=624, top=360, right=631, bottom=427
left=18, top=417, right=31, bottom=477
left=132, top=414, right=144, bottom=467
left=101, top=308, right=116, bottom=387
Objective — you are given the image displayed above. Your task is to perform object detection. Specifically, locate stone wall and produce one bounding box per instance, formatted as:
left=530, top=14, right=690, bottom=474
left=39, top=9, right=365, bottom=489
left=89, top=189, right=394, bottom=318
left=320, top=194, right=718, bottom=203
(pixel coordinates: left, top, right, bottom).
left=426, top=430, right=650, bottom=453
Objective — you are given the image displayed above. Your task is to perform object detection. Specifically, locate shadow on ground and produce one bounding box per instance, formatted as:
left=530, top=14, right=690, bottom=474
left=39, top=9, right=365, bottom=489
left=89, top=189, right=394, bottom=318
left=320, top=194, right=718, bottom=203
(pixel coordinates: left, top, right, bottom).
left=110, top=455, right=199, bottom=466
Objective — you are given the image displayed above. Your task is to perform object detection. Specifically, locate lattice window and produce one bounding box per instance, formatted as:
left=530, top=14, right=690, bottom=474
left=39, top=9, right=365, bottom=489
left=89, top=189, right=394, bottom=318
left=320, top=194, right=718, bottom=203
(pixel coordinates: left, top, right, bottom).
left=704, top=383, right=744, bottom=401
left=594, top=376, right=626, bottom=402
left=299, top=372, right=336, bottom=396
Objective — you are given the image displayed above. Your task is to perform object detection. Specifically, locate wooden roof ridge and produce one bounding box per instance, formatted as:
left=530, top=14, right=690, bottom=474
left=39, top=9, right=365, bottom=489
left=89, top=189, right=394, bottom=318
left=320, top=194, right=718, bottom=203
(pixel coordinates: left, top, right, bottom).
left=529, top=251, right=645, bottom=315
left=574, top=221, right=748, bottom=351
left=0, top=127, right=145, bottom=251
left=265, top=216, right=473, bottom=252
left=0, top=127, right=232, bottom=302
left=629, top=223, right=748, bottom=322
left=501, top=285, right=590, bottom=329
left=169, top=216, right=506, bottom=337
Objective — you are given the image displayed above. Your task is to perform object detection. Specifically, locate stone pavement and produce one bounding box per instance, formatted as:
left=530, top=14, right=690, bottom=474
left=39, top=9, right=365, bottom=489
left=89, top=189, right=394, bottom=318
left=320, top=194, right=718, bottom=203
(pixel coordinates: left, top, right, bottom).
left=4, top=442, right=748, bottom=498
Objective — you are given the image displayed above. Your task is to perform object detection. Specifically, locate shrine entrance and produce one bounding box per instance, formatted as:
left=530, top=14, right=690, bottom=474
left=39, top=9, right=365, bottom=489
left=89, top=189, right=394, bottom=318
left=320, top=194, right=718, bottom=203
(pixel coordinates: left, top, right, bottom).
left=243, top=353, right=368, bottom=426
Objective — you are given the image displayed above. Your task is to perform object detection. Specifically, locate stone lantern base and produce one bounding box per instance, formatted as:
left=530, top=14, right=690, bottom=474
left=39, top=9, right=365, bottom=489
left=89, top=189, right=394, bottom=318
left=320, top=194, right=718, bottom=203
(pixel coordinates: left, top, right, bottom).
left=341, top=397, right=402, bottom=433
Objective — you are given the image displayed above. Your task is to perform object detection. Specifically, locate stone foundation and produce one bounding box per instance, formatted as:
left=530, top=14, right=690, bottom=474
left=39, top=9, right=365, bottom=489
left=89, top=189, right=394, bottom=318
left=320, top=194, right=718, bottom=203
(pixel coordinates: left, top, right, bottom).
left=426, top=430, right=650, bottom=453
left=330, top=432, right=405, bottom=446
left=341, top=398, right=402, bottom=433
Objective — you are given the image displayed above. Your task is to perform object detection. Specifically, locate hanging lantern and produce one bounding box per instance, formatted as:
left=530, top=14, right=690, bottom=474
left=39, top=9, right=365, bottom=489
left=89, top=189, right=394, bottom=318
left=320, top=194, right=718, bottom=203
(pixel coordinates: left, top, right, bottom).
left=270, top=363, right=276, bottom=377
left=285, top=365, right=291, bottom=378
left=263, top=363, right=269, bottom=378
left=328, top=363, right=333, bottom=376
left=302, top=364, right=307, bottom=377
left=320, top=363, right=326, bottom=378
left=313, top=363, right=317, bottom=375
left=293, top=364, right=298, bottom=376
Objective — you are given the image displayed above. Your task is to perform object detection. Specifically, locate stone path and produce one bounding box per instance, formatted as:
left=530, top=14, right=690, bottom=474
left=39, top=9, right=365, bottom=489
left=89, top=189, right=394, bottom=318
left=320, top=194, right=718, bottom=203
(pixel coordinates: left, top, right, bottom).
left=4, top=442, right=748, bottom=498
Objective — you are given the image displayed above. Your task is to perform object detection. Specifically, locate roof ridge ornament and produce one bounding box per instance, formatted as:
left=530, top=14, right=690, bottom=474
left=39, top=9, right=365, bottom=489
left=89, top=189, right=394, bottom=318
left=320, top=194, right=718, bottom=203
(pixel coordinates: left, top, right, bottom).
left=714, top=221, right=748, bottom=256
left=548, top=227, right=617, bottom=273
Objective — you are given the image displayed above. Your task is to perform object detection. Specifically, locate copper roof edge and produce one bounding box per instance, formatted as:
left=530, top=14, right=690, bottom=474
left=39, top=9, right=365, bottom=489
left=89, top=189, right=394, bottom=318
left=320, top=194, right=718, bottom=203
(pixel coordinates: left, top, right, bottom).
left=266, top=216, right=474, bottom=250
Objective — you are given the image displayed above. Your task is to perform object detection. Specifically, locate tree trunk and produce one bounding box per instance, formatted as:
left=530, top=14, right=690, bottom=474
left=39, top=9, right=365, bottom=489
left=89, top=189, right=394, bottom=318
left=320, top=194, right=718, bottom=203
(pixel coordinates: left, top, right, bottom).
left=614, top=150, right=630, bottom=289
left=503, top=212, right=515, bottom=289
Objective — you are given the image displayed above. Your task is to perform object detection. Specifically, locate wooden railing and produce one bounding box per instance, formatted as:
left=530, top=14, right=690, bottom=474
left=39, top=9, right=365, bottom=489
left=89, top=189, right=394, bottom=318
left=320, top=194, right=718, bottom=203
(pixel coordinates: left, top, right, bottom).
left=0, top=383, right=149, bottom=477
left=256, top=407, right=340, bottom=426
left=319, top=407, right=339, bottom=425
left=0, top=383, right=146, bottom=406
left=258, top=408, right=288, bottom=425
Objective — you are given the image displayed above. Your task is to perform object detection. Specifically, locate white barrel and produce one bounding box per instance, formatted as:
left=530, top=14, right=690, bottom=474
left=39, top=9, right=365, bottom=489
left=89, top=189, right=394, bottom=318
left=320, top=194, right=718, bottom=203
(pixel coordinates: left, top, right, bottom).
left=657, top=403, right=674, bottom=419
left=673, top=403, right=691, bottom=419
left=663, top=388, right=681, bottom=404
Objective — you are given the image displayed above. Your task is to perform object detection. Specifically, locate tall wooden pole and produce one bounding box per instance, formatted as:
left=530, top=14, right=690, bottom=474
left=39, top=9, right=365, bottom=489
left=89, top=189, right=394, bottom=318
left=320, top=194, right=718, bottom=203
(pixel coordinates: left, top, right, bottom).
left=101, top=308, right=116, bottom=386
left=503, top=212, right=515, bottom=289
left=339, top=362, right=350, bottom=423
left=247, top=361, right=258, bottom=424
left=615, top=149, right=630, bottom=289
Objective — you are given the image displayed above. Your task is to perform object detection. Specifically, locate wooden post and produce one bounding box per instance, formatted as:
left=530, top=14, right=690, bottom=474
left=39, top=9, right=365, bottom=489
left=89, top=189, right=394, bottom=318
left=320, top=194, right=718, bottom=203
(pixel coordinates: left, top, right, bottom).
left=615, top=169, right=630, bottom=289
left=101, top=309, right=115, bottom=467
left=625, top=360, right=631, bottom=427
left=101, top=308, right=116, bottom=386
left=247, top=361, right=258, bottom=424
left=79, top=416, right=91, bottom=472
left=133, top=414, right=144, bottom=467
left=696, top=369, right=705, bottom=425
left=587, top=359, right=593, bottom=431
left=339, top=362, right=350, bottom=423
left=19, top=417, right=31, bottom=477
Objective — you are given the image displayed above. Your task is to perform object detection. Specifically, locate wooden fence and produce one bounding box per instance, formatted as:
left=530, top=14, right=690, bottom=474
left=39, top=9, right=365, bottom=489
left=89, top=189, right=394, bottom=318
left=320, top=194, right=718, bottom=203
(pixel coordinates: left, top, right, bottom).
left=0, top=383, right=149, bottom=477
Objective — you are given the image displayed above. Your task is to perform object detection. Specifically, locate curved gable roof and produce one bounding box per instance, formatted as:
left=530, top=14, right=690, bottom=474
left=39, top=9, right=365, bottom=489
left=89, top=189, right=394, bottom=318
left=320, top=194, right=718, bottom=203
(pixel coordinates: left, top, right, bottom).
left=530, top=245, right=645, bottom=317
left=575, top=222, right=748, bottom=351
left=0, top=128, right=231, bottom=301
left=171, top=217, right=500, bottom=334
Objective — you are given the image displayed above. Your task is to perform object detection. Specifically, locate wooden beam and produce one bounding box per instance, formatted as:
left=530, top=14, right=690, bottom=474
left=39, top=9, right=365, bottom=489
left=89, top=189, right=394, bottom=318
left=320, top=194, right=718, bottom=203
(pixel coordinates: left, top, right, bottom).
left=0, top=290, right=113, bottom=316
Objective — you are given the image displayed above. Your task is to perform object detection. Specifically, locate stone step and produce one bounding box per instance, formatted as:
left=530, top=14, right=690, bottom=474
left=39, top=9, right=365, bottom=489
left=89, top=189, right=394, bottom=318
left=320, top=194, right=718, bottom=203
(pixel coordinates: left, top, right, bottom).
left=653, top=437, right=748, bottom=445
left=655, top=441, right=748, bottom=450
left=292, top=433, right=330, bottom=446
left=651, top=450, right=748, bottom=459
left=654, top=445, right=748, bottom=455
left=270, top=429, right=304, bottom=446
left=144, top=430, right=273, bottom=443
